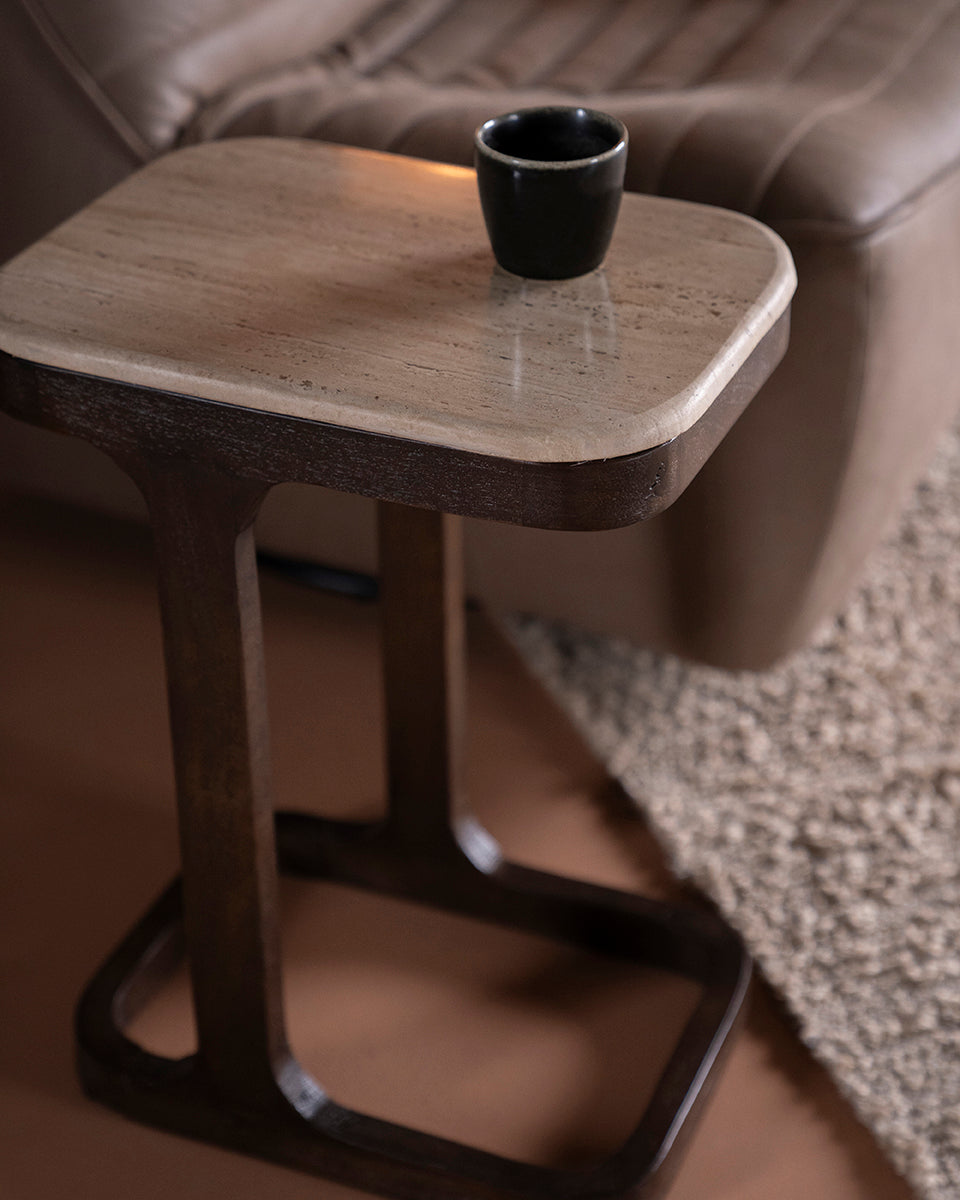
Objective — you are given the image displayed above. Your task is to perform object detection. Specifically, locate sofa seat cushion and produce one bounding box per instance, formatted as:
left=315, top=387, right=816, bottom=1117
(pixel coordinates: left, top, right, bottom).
left=174, top=0, right=960, bottom=233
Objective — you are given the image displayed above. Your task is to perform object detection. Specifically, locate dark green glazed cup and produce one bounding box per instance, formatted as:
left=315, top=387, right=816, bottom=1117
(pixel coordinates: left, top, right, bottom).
left=474, top=106, right=628, bottom=280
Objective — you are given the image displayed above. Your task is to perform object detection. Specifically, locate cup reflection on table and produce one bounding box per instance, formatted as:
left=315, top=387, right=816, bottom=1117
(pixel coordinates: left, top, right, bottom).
left=485, top=268, right=618, bottom=397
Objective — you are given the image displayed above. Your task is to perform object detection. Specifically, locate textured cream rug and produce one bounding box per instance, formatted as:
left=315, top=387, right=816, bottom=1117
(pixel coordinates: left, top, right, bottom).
left=509, top=425, right=960, bottom=1200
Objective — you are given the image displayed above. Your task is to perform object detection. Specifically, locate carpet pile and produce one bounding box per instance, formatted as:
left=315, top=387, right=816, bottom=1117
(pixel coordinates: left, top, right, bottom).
left=510, top=424, right=960, bottom=1200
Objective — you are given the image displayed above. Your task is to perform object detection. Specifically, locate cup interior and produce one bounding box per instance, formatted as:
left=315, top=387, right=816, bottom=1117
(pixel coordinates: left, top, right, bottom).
left=479, top=108, right=623, bottom=164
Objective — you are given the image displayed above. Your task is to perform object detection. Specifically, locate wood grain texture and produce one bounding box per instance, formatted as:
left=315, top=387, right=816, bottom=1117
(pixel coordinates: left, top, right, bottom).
left=0, top=315, right=787, bottom=530
left=0, top=138, right=795, bottom=463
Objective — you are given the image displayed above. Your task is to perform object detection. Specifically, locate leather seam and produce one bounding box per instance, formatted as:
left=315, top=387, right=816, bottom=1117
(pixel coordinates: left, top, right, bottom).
left=504, top=0, right=627, bottom=91
left=686, top=0, right=775, bottom=88
left=606, top=0, right=700, bottom=91
left=770, top=148, right=960, bottom=243
left=345, top=0, right=458, bottom=77
left=745, top=0, right=960, bottom=214
left=767, top=0, right=860, bottom=92
left=16, top=0, right=153, bottom=162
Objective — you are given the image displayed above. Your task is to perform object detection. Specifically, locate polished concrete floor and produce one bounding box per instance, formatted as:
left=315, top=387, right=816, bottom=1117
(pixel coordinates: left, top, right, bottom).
left=0, top=495, right=914, bottom=1200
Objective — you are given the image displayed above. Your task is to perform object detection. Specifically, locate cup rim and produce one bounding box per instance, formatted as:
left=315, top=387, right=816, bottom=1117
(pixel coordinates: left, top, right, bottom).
left=474, top=106, right=627, bottom=171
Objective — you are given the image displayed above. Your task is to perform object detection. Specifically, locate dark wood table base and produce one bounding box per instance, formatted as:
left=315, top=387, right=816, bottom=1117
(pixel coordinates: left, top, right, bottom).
left=78, top=841, right=752, bottom=1200
left=0, top=132, right=797, bottom=1200
left=77, top=807, right=749, bottom=1200
left=5, top=357, right=760, bottom=1200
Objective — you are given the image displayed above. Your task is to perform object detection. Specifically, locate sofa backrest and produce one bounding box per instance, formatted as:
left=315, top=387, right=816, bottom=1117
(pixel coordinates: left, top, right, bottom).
left=15, top=0, right=391, bottom=154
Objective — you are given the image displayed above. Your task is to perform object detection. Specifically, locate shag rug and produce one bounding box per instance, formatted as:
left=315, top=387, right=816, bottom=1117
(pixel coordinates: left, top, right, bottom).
left=508, top=425, right=960, bottom=1200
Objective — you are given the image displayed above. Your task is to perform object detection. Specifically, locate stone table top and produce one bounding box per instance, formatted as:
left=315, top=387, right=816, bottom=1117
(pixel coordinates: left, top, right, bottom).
left=0, top=137, right=795, bottom=464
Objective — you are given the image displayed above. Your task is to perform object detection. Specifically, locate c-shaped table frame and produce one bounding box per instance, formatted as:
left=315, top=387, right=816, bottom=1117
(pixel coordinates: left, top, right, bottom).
left=0, top=326, right=786, bottom=1200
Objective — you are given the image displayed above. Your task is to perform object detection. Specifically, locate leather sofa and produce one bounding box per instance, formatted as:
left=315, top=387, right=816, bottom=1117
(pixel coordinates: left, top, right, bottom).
left=3, top=0, right=960, bottom=668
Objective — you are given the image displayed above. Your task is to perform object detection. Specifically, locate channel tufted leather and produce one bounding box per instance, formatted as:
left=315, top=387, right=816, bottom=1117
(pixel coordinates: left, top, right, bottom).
left=20, top=0, right=960, bottom=232
left=185, top=0, right=960, bottom=231
left=15, top=0, right=390, bottom=153
left=6, top=0, right=960, bottom=667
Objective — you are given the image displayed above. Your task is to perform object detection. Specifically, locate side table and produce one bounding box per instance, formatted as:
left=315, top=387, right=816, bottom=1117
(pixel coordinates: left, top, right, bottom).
left=0, top=138, right=795, bottom=1200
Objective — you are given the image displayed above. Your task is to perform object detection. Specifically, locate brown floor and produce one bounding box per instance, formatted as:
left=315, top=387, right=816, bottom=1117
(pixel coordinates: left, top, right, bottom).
left=0, top=494, right=914, bottom=1200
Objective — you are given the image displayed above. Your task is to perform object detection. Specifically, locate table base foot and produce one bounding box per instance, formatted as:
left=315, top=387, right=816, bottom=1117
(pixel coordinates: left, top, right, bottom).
left=76, top=811, right=750, bottom=1200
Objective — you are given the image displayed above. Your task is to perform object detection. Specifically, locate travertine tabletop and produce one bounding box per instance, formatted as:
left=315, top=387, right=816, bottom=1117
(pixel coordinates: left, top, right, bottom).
left=0, top=138, right=795, bottom=464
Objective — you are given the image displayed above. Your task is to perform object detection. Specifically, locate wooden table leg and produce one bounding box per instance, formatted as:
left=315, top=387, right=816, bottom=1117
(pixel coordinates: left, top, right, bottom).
left=379, top=502, right=467, bottom=855
left=145, top=465, right=297, bottom=1108
left=376, top=501, right=502, bottom=875
left=75, top=462, right=326, bottom=1123
left=76, top=483, right=751, bottom=1200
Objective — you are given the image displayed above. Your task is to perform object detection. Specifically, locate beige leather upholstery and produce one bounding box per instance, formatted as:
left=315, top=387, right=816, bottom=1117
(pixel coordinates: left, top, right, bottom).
left=4, top=0, right=960, bottom=665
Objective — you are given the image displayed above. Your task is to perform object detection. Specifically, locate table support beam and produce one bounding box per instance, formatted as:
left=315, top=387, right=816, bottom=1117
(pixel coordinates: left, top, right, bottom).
left=379, top=503, right=466, bottom=854
left=143, top=465, right=290, bottom=1107
left=72, top=476, right=751, bottom=1200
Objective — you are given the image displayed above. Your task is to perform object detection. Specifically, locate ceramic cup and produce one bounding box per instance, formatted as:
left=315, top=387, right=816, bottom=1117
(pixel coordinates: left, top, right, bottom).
left=474, top=106, right=628, bottom=280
